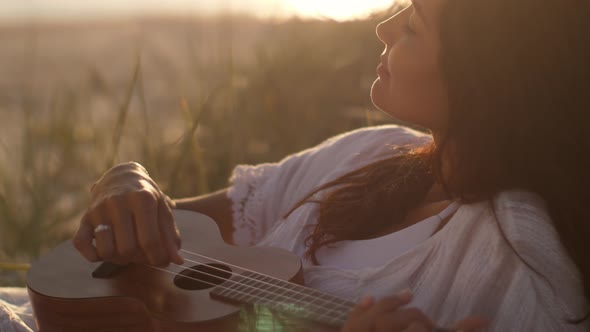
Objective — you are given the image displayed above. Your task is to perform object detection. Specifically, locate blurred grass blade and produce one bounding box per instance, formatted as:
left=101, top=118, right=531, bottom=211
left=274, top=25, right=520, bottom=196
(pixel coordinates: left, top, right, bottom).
left=106, top=55, right=142, bottom=169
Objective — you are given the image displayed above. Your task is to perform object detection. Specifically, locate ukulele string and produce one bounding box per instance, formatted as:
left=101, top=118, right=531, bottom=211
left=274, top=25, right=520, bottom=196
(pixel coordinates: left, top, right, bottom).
left=148, top=262, right=452, bottom=331
left=144, top=262, right=349, bottom=323
left=175, top=255, right=352, bottom=311
left=162, top=254, right=352, bottom=315
left=178, top=248, right=354, bottom=309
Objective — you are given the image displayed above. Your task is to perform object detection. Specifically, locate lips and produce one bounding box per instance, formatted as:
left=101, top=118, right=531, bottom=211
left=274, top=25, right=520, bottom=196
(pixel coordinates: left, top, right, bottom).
left=377, top=63, right=390, bottom=77
left=378, top=55, right=390, bottom=76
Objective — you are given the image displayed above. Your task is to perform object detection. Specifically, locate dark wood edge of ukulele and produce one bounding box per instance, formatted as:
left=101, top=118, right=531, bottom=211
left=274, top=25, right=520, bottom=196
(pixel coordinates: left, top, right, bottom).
left=28, top=287, right=338, bottom=332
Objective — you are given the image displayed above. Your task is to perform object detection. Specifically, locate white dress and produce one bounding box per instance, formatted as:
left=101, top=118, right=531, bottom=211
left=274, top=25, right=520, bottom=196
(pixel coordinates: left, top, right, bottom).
left=227, top=125, right=590, bottom=331
left=1, top=125, right=588, bottom=332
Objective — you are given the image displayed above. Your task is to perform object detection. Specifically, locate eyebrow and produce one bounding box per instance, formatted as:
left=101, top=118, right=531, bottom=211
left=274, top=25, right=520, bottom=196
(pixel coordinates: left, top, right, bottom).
left=411, top=0, right=429, bottom=28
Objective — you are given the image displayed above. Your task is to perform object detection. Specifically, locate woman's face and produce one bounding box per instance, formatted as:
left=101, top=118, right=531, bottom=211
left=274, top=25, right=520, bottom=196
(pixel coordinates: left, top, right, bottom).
left=371, top=1, right=448, bottom=132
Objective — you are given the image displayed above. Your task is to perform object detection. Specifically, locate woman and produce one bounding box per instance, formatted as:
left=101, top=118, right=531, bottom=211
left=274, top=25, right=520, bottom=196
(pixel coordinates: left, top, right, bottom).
left=74, top=0, right=590, bottom=330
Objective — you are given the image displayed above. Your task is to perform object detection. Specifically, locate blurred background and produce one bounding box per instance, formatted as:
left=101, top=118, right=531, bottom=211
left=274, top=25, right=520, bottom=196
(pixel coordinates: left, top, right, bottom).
left=0, top=0, right=410, bottom=285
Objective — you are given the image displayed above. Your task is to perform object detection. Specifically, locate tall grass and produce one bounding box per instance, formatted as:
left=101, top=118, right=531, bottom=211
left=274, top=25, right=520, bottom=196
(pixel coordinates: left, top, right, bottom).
left=0, top=10, right=409, bottom=286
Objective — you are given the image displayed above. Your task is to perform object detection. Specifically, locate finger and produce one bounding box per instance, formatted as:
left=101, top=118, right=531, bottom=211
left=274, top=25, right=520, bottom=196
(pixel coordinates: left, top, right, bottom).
left=348, top=296, right=375, bottom=318
left=73, top=214, right=99, bottom=262
left=449, top=316, right=489, bottom=332
left=374, top=307, right=434, bottom=332
left=107, top=199, right=138, bottom=264
left=131, top=191, right=168, bottom=266
left=355, top=290, right=415, bottom=329
left=342, top=296, right=375, bottom=332
left=93, top=210, right=117, bottom=261
left=372, top=289, right=414, bottom=315
left=158, top=198, right=184, bottom=265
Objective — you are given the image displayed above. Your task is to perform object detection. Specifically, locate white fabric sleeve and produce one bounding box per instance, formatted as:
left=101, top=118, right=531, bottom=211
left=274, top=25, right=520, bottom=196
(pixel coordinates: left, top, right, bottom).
left=227, top=163, right=282, bottom=246
left=490, top=191, right=590, bottom=331
left=485, top=271, right=588, bottom=331
left=226, top=136, right=343, bottom=246
left=227, top=125, right=431, bottom=246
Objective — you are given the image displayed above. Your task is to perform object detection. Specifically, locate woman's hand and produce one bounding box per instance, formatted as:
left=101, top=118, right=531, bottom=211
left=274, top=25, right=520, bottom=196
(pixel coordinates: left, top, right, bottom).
left=73, top=162, right=184, bottom=266
left=342, top=290, right=488, bottom=332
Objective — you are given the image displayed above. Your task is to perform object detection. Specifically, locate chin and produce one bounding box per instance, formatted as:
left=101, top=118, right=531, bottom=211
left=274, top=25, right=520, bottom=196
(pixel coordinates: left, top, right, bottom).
left=370, top=78, right=443, bottom=129
left=371, top=78, right=404, bottom=119
left=370, top=78, right=389, bottom=112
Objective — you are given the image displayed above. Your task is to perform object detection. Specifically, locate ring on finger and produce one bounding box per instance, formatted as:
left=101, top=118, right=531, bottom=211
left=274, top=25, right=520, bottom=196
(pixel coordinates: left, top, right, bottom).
left=94, top=224, right=112, bottom=233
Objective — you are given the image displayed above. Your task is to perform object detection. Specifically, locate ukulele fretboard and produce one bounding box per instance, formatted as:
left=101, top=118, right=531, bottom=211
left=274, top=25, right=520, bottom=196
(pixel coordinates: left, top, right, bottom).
left=210, top=270, right=355, bottom=326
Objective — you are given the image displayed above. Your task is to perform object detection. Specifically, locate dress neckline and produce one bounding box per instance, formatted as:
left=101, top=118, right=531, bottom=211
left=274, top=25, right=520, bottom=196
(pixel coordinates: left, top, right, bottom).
left=351, top=200, right=460, bottom=244
left=314, top=201, right=462, bottom=269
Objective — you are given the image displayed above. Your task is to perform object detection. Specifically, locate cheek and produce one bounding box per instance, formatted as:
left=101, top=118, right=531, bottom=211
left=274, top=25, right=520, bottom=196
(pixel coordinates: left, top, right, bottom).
left=371, top=45, right=448, bottom=130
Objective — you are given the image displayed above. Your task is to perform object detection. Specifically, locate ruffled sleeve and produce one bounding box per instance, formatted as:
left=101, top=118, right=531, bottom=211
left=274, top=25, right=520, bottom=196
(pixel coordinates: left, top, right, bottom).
left=226, top=140, right=337, bottom=246
left=227, top=163, right=281, bottom=246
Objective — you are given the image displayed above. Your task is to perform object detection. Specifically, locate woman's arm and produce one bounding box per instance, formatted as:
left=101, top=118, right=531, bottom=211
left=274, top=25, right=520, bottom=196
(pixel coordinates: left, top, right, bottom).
left=173, top=189, right=235, bottom=244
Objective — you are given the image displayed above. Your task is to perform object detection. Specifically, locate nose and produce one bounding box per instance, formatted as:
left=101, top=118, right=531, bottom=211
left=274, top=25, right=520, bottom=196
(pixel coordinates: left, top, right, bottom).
left=376, top=5, right=413, bottom=45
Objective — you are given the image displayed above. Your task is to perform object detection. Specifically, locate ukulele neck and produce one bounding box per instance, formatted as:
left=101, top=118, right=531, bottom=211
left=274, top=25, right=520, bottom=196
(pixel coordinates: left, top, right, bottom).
left=210, top=270, right=355, bottom=327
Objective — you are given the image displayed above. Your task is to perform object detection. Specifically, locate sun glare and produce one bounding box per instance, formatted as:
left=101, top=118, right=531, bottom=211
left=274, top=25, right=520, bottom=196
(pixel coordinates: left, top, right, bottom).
left=284, top=0, right=394, bottom=21
left=0, top=0, right=403, bottom=22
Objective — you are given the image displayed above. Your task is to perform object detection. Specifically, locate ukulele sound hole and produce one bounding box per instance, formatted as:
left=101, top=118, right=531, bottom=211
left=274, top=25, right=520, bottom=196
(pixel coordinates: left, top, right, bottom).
left=174, top=264, right=232, bottom=290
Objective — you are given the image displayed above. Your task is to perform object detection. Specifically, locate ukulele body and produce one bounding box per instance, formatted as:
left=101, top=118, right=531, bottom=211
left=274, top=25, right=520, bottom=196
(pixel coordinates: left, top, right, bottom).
left=26, top=210, right=339, bottom=331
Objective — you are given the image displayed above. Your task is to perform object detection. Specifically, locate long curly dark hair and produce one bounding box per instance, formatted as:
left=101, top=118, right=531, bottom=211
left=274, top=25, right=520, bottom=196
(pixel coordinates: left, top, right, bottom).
left=285, top=0, right=590, bottom=326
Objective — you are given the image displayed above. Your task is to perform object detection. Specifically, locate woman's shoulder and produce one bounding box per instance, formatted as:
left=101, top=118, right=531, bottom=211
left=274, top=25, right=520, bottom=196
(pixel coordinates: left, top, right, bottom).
left=320, top=124, right=431, bottom=150
left=491, top=190, right=570, bottom=264
left=426, top=192, right=588, bottom=329
left=490, top=190, right=588, bottom=322
left=277, top=125, right=431, bottom=176
left=293, top=125, right=431, bottom=165
left=461, top=190, right=571, bottom=259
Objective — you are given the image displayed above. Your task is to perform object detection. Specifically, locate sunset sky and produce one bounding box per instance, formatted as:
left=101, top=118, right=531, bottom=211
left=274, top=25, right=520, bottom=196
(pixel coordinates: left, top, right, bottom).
left=1, top=0, right=397, bottom=22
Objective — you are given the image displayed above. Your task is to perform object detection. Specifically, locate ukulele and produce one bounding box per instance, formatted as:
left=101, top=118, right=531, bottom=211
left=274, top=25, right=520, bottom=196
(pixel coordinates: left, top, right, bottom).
left=26, top=210, right=356, bottom=332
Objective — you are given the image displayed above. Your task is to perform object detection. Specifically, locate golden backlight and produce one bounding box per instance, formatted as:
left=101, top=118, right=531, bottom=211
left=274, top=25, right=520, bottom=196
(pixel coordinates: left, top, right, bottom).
left=1, top=0, right=400, bottom=22
left=284, top=0, right=395, bottom=20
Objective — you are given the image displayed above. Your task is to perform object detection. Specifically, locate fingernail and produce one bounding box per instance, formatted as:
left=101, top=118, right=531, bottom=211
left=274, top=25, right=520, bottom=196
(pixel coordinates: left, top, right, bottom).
left=175, top=252, right=184, bottom=265
left=359, top=296, right=374, bottom=308
left=397, top=288, right=414, bottom=301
